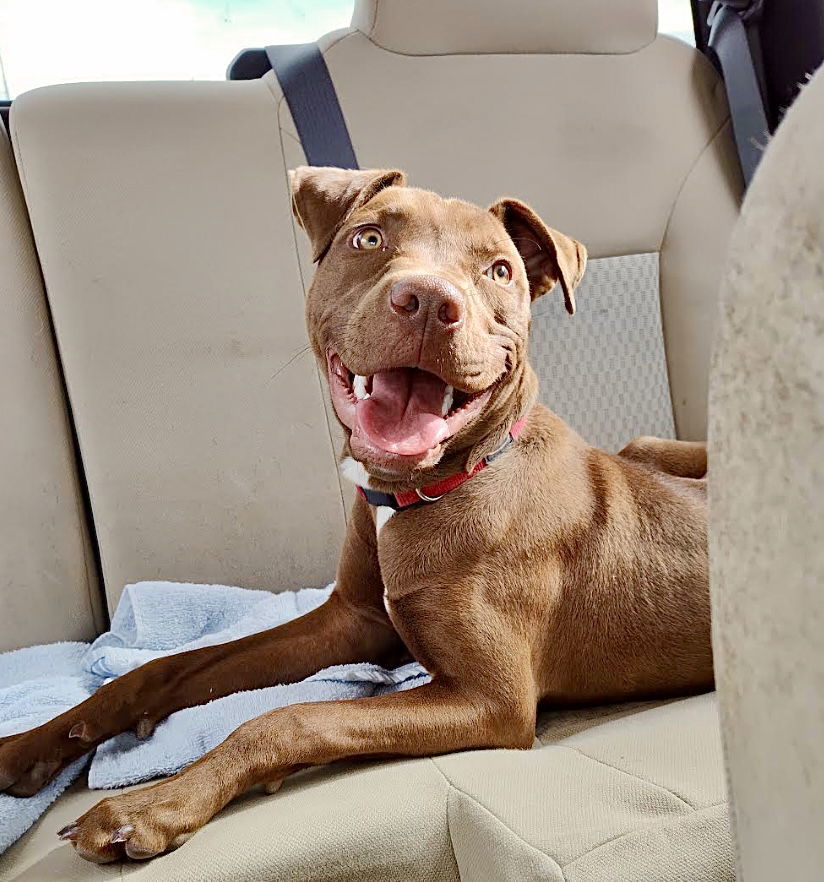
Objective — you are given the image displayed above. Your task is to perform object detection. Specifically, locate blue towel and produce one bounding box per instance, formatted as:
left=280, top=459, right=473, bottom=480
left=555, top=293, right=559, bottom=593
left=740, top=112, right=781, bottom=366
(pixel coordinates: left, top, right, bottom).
left=0, top=582, right=429, bottom=854
left=0, top=643, right=93, bottom=854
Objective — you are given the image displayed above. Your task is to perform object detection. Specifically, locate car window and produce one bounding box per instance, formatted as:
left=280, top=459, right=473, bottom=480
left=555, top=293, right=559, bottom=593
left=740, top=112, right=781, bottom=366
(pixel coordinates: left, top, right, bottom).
left=0, top=1, right=695, bottom=101
left=659, top=0, right=695, bottom=45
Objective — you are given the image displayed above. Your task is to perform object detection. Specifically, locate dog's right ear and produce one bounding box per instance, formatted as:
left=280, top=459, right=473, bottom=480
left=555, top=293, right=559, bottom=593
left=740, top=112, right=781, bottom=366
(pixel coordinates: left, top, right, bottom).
left=488, top=198, right=587, bottom=315
left=289, top=166, right=407, bottom=262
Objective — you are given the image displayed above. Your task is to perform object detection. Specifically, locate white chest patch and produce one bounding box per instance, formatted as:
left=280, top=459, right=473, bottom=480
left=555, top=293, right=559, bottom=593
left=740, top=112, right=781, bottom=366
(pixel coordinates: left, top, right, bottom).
left=339, top=456, right=372, bottom=487
left=340, top=457, right=396, bottom=537
left=375, top=505, right=395, bottom=535
left=339, top=457, right=396, bottom=610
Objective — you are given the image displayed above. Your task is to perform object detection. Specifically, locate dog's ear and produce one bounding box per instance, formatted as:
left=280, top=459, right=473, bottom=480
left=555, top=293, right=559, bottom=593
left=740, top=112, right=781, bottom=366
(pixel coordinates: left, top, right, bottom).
left=488, top=198, right=587, bottom=314
left=289, top=166, right=407, bottom=262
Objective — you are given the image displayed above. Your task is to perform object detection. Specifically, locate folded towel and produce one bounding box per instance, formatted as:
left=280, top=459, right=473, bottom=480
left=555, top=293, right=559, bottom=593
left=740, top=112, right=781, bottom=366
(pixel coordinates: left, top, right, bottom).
left=84, top=581, right=334, bottom=681
left=0, top=643, right=93, bottom=854
left=0, top=583, right=429, bottom=855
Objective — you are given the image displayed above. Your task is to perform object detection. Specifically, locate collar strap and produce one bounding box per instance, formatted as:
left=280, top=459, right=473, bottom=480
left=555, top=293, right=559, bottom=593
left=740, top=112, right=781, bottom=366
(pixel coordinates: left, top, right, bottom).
left=357, top=415, right=529, bottom=512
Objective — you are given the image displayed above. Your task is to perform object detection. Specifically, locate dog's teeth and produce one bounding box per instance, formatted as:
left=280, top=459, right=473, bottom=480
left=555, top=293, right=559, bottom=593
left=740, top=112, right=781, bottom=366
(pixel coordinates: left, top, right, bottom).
left=441, top=385, right=454, bottom=416
left=353, top=375, right=370, bottom=400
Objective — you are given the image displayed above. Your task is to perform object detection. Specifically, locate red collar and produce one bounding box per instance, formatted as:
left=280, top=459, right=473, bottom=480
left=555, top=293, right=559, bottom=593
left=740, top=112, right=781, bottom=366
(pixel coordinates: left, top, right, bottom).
left=357, top=415, right=529, bottom=512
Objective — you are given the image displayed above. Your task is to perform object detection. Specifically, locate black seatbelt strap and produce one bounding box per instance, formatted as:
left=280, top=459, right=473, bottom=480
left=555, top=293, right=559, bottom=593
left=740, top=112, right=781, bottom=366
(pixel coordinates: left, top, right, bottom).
left=707, top=0, right=770, bottom=186
left=264, top=43, right=359, bottom=170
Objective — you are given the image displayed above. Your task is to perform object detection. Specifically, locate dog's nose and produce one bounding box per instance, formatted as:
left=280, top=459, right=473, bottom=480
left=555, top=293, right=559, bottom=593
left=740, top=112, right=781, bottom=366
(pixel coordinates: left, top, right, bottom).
left=389, top=276, right=464, bottom=328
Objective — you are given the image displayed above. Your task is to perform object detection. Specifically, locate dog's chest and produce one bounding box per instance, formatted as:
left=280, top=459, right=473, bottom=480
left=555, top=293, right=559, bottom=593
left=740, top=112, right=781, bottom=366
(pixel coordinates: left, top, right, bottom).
left=376, top=503, right=488, bottom=601
left=338, top=456, right=494, bottom=607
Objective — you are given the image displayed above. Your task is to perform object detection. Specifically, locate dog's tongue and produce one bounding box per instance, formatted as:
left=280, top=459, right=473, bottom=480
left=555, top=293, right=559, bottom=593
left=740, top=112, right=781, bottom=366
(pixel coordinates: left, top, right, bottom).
left=358, top=368, right=450, bottom=455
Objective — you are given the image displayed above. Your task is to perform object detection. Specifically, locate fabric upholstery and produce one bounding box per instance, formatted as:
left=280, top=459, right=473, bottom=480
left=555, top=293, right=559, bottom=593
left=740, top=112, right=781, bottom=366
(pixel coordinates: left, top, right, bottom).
left=530, top=253, right=675, bottom=451
left=0, top=695, right=730, bottom=881
left=10, top=82, right=348, bottom=611
left=351, top=0, right=659, bottom=56
left=709, top=65, right=824, bottom=882
left=0, top=122, right=102, bottom=651
left=7, top=6, right=742, bottom=604
left=438, top=694, right=731, bottom=881
left=307, top=27, right=742, bottom=440
left=3, top=0, right=743, bottom=875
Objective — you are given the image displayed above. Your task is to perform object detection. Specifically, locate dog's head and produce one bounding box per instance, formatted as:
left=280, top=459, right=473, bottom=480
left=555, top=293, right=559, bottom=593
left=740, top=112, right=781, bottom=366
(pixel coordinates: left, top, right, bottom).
left=291, top=167, right=586, bottom=484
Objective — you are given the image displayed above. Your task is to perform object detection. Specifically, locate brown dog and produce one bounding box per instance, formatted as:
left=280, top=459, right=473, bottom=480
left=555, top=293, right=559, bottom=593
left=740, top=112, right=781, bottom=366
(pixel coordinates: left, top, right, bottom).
left=0, top=168, right=711, bottom=863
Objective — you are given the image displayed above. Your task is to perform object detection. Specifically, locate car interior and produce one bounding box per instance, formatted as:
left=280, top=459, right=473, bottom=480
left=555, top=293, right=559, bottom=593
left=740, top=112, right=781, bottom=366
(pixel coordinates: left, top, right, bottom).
left=0, top=0, right=822, bottom=879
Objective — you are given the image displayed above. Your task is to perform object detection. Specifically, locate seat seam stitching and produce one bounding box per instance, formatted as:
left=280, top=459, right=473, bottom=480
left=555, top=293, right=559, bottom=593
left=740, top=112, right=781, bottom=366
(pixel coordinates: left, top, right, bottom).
left=273, top=76, right=349, bottom=522
left=351, top=26, right=658, bottom=59
left=7, top=119, right=105, bottom=632
left=321, top=29, right=360, bottom=60
left=557, top=744, right=697, bottom=809
left=429, top=757, right=567, bottom=879
left=560, top=799, right=729, bottom=871
left=370, top=0, right=380, bottom=38
left=353, top=39, right=659, bottom=59
left=658, top=117, right=733, bottom=252
left=440, top=761, right=461, bottom=879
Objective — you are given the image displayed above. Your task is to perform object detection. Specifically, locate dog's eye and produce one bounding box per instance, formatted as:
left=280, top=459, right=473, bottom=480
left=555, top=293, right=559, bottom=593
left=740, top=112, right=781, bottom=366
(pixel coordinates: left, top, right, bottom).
left=352, top=226, right=385, bottom=250
left=486, top=260, right=513, bottom=285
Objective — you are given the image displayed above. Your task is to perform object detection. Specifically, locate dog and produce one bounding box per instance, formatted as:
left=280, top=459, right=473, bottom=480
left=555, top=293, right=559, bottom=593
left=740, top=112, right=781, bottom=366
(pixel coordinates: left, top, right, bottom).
left=0, top=168, right=711, bottom=863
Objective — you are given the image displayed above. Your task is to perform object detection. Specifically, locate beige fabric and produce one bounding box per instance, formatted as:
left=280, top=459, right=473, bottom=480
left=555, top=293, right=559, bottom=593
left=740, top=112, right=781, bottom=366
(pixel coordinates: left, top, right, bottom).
left=351, top=0, right=658, bottom=56
left=530, top=253, right=675, bottom=451
left=0, top=760, right=455, bottom=882
left=438, top=694, right=732, bottom=881
left=6, top=8, right=741, bottom=606
left=709, top=67, right=824, bottom=881
left=659, top=120, right=742, bottom=439
left=307, top=29, right=742, bottom=439
left=0, top=695, right=729, bottom=881
left=0, top=122, right=102, bottom=650
left=10, top=82, right=347, bottom=611
left=3, top=2, right=741, bottom=875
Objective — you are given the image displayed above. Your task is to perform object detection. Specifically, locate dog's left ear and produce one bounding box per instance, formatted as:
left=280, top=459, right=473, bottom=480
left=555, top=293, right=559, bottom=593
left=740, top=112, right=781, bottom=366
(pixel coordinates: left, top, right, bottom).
left=488, top=198, right=587, bottom=314
left=290, top=166, right=407, bottom=262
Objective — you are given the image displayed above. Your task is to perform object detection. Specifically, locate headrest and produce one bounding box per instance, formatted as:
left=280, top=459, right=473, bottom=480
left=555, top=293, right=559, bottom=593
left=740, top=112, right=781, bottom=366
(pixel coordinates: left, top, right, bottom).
left=351, top=0, right=658, bottom=56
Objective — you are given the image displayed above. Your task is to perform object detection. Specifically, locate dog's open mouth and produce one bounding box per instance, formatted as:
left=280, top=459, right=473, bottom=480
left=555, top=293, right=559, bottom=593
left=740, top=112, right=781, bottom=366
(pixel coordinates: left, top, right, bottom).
left=327, top=352, right=493, bottom=461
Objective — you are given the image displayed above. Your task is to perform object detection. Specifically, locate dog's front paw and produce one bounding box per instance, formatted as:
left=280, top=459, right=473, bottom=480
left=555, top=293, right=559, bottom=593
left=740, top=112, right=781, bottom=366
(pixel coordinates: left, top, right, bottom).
left=0, top=724, right=90, bottom=797
left=59, top=775, right=211, bottom=863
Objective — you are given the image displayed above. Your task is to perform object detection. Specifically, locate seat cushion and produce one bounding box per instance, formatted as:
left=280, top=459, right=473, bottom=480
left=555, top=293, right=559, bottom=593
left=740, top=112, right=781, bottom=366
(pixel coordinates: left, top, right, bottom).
left=439, top=693, right=733, bottom=881
left=0, top=122, right=103, bottom=651
left=10, top=81, right=349, bottom=612
left=0, top=694, right=732, bottom=881
left=7, top=0, right=741, bottom=610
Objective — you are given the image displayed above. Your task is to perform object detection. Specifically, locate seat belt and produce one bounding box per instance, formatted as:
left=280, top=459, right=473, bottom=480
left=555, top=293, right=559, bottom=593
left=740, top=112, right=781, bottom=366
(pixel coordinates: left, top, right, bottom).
left=707, top=0, right=770, bottom=186
left=265, top=44, right=359, bottom=170
left=242, top=43, right=359, bottom=170
left=227, top=43, right=358, bottom=169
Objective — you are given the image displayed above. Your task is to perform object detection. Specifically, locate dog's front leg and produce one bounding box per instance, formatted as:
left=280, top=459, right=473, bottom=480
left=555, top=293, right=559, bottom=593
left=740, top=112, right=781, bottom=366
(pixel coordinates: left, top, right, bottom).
left=65, top=680, right=535, bottom=862
left=1, top=497, right=398, bottom=797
